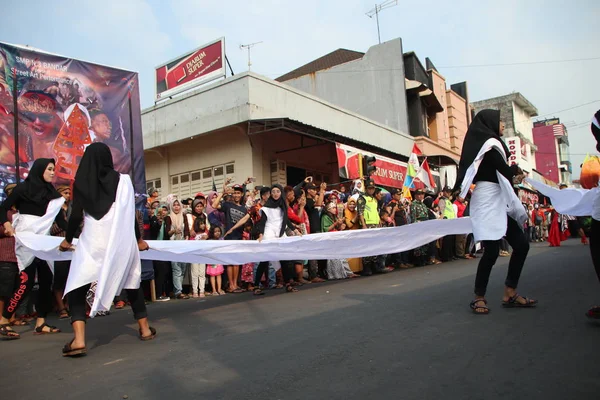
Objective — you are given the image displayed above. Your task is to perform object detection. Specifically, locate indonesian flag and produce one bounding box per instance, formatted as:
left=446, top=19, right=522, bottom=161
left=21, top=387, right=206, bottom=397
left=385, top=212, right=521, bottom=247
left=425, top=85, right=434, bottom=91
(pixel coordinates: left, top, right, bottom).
left=415, top=159, right=436, bottom=190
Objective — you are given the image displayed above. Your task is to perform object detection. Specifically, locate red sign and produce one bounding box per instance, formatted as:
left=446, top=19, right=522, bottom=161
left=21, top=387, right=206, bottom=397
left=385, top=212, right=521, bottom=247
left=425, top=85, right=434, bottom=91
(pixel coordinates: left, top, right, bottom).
left=155, top=38, right=225, bottom=100
left=518, top=189, right=539, bottom=204
left=336, top=143, right=409, bottom=189
left=506, top=137, right=520, bottom=166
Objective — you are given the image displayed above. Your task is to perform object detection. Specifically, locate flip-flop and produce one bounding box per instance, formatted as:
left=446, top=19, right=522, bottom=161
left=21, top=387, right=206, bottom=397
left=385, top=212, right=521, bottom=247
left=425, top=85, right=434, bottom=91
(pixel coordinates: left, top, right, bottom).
left=62, top=340, right=87, bottom=357
left=586, top=306, right=600, bottom=319
left=140, top=327, right=157, bottom=341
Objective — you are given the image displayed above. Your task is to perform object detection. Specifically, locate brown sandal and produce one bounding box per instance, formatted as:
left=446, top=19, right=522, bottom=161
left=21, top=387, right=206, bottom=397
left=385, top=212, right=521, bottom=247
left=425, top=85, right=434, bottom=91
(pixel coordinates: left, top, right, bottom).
left=0, top=324, right=20, bottom=340
left=140, top=326, right=157, bottom=341
left=62, top=340, right=87, bottom=357
left=34, top=323, right=61, bottom=335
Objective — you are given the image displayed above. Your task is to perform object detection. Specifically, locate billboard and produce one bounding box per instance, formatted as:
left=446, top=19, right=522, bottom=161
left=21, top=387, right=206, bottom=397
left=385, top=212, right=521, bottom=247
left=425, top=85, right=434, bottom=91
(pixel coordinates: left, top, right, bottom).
left=336, top=143, right=419, bottom=189
left=155, top=38, right=225, bottom=100
left=0, top=42, right=145, bottom=199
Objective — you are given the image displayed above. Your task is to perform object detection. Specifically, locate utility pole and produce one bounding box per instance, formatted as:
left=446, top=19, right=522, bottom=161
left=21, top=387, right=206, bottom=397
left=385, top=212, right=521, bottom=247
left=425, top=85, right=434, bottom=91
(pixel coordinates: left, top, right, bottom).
left=366, top=0, right=398, bottom=44
left=239, top=41, right=263, bottom=71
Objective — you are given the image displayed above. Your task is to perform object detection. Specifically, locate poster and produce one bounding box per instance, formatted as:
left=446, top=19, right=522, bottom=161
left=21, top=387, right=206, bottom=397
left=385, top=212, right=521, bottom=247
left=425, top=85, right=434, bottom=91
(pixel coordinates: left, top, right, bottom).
left=0, top=42, right=145, bottom=199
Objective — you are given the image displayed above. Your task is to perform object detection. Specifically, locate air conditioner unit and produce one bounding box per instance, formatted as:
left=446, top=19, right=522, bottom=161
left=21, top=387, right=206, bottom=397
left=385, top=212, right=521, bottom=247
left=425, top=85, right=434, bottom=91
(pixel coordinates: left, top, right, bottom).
left=270, top=160, right=287, bottom=186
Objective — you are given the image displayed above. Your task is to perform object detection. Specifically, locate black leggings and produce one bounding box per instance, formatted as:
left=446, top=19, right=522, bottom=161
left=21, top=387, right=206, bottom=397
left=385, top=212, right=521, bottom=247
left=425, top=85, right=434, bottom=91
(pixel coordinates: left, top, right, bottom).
left=474, top=217, right=530, bottom=296
left=590, top=219, right=600, bottom=284
left=68, top=284, right=147, bottom=323
left=2, top=258, right=53, bottom=319
left=255, top=261, right=295, bottom=287
left=153, top=261, right=171, bottom=297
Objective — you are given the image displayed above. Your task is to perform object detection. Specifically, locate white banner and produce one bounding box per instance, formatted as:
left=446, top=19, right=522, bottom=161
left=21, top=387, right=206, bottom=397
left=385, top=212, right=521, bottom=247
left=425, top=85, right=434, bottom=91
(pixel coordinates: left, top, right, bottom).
left=16, top=218, right=473, bottom=265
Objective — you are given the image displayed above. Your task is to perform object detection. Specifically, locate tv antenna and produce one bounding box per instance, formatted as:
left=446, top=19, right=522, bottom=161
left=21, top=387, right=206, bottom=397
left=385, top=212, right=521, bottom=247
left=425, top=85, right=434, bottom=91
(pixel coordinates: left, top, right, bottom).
left=366, top=0, right=398, bottom=44
left=239, top=41, right=263, bottom=71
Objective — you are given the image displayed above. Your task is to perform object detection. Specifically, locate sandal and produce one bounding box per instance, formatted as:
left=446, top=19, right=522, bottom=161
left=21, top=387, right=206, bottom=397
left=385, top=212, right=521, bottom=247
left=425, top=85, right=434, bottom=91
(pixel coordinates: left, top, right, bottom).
left=470, top=299, right=490, bottom=315
left=114, top=301, right=126, bottom=309
left=286, top=285, right=299, bottom=293
left=140, top=326, right=157, bottom=341
left=253, top=288, right=265, bottom=296
left=0, top=324, right=20, bottom=340
left=58, top=309, right=70, bottom=320
left=502, top=294, right=537, bottom=308
left=62, top=339, right=87, bottom=357
left=586, top=306, right=600, bottom=319
left=10, top=319, right=29, bottom=326
left=34, top=323, right=61, bottom=335
left=231, top=288, right=244, bottom=293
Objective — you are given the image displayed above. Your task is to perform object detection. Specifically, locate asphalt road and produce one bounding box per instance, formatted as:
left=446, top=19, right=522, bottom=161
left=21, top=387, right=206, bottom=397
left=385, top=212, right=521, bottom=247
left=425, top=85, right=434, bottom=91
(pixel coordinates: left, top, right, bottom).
left=3, top=239, right=599, bottom=400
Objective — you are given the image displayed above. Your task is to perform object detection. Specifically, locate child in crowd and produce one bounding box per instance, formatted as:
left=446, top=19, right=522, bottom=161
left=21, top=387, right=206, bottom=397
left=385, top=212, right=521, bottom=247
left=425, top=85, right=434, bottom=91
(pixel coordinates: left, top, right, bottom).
left=190, top=219, right=208, bottom=297
left=206, top=225, right=225, bottom=295
left=241, top=221, right=255, bottom=291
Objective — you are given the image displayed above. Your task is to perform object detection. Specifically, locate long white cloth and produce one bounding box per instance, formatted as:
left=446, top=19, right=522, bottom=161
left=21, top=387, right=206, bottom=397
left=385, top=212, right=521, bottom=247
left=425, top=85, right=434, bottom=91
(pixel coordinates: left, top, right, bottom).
left=459, top=138, right=527, bottom=241
left=525, top=178, right=600, bottom=221
left=16, top=217, right=473, bottom=265
left=62, top=174, right=141, bottom=317
left=13, top=197, right=64, bottom=271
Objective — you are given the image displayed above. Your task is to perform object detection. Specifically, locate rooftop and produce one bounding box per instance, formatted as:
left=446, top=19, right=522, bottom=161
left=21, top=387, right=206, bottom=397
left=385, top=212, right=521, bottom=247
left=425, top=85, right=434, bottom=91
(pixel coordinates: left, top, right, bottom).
left=276, top=48, right=364, bottom=82
left=472, top=92, right=539, bottom=117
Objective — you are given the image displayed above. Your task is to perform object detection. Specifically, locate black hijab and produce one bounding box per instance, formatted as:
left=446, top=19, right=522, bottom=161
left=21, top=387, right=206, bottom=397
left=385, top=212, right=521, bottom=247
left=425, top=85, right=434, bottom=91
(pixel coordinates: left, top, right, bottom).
left=21, top=158, right=62, bottom=206
left=73, top=142, right=121, bottom=220
left=454, top=109, right=510, bottom=191
left=263, top=184, right=290, bottom=237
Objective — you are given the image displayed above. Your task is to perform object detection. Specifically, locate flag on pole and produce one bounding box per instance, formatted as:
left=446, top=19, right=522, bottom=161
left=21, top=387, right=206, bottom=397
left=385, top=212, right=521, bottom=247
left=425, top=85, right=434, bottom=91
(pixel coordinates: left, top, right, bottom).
left=402, top=185, right=412, bottom=200
left=415, top=158, right=436, bottom=190
left=406, top=143, right=422, bottom=178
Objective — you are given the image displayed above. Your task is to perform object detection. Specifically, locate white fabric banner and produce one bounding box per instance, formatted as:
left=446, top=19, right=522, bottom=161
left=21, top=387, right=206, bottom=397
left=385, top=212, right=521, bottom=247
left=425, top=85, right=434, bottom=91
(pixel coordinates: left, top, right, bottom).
left=63, top=174, right=141, bottom=317
left=16, top=217, right=474, bottom=265
left=525, top=178, right=600, bottom=219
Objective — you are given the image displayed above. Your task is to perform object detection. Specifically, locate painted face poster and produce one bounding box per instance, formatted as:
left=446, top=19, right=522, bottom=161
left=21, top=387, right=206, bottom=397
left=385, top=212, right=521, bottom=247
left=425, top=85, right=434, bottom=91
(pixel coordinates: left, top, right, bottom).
left=0, top=42, right=145, bottom=199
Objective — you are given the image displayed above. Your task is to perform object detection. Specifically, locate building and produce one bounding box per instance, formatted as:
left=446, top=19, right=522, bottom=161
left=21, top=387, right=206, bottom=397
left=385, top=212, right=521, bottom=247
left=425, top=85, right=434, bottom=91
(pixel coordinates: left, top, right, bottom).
left=532, top=118, right=572, bottom=184
left=472, top=93, right=539, bottom=174
left=141, top=71, right=415, bottom=199
left=277, top=39, right=473, bottom=188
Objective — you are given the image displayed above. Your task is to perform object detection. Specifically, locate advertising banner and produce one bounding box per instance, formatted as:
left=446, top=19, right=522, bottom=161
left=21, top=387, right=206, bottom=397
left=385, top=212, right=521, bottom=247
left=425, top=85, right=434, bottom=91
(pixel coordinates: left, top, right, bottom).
left=336, top=143, right=410, bottom=189
left=155, top=38, right=225, bottom=100
left=0, top=42, right=145, bottom=199
left=505, top=137, right=521, bottom=166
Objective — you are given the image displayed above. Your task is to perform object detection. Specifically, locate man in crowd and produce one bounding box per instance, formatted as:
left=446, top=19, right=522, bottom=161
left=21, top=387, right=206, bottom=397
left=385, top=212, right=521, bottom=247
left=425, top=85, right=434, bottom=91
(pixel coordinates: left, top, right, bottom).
left=386, top=188, right=413, bottom=268
left=357, top=181, right=391, bottom=275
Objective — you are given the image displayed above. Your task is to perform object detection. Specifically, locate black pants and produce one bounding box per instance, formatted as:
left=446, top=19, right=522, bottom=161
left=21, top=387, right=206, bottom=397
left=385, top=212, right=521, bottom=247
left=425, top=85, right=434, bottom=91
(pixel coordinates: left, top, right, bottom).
left=153, top=261, right=171, bottom=297
left=53, top=261, right=71, bottom=292
left=255, top=261, right=295, bottom=287
left=590, top=219, right=600, bottom=284
left=68, top=284, right=147, bottom=323
left=441, top=235, right=456, bottom=262
left=474, top=217, right=530, bottom=296
left=2, top=258, right=53, bottom=319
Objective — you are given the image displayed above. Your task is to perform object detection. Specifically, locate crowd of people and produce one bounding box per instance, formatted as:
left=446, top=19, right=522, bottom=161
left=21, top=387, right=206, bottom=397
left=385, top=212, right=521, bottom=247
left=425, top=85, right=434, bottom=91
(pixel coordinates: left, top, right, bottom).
left=2, top=107, right=599, bottom=355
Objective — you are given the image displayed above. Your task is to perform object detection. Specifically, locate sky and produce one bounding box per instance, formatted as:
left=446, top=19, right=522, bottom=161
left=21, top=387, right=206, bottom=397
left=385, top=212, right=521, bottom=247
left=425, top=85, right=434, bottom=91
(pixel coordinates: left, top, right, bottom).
left=2, top=0, right=599, bottom=179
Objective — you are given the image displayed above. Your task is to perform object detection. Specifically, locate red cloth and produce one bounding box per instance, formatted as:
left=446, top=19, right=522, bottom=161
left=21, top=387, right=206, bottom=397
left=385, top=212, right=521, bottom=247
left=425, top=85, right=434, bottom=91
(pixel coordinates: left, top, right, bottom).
left=548, top=210, right=570, bottom=247
left=454, top=200, right=466, bottom=218
left=287, top=206, right=303, bottom=224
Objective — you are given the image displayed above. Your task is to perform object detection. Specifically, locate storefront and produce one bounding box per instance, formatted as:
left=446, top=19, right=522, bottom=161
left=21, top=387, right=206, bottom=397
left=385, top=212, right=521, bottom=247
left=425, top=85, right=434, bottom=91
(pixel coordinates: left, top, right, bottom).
left=142, top=72, right=416, bottom=198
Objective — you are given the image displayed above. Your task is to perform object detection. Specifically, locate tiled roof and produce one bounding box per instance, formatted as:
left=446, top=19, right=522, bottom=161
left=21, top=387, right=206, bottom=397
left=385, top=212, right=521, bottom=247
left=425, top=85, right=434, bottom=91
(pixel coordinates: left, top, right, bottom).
left=276, top=49, right=364, bottom=82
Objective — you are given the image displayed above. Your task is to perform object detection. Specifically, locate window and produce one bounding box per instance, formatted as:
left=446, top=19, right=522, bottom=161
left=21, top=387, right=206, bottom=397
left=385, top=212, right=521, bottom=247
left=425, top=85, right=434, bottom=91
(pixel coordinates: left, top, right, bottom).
left=169, top=163, right=236, bottom=199
left=146, top=178, right=162, bottom=195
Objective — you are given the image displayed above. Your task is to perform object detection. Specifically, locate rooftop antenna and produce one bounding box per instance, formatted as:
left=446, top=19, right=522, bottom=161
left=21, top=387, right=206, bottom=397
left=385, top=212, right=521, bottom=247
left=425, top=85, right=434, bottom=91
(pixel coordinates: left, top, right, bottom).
left=239, top=41, right=263, bottom=71
left=366, top=0, right=398, bottom=44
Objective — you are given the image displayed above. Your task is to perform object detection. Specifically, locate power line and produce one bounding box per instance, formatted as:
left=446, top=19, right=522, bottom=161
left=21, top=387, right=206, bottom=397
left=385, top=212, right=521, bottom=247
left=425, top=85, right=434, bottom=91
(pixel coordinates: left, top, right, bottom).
left=266, top=56, right=600, bottom=77
left=438, top=56, right=600, bottom=69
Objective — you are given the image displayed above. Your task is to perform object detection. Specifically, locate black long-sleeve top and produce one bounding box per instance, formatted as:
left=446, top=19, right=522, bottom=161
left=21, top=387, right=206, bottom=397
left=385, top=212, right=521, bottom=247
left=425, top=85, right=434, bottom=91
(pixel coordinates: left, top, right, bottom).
left=0, top=184, right=68, bottom=230
left=255, top=208, right=295, bottom=237
left=65, top=199, right=141, bottom=243
left=473, top=150, right=519, bottom=184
